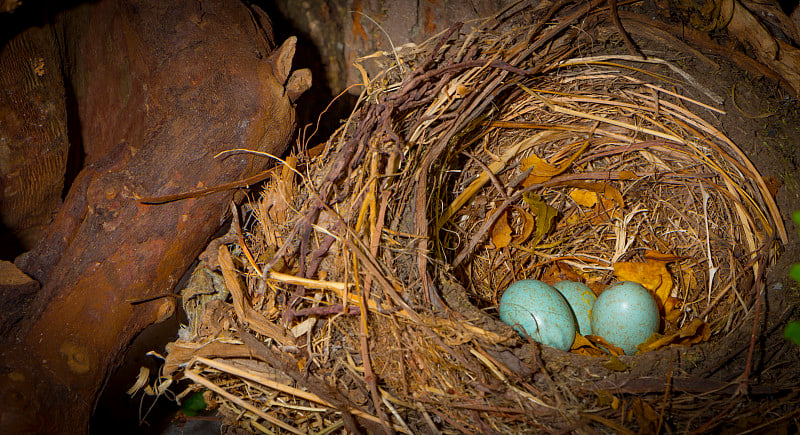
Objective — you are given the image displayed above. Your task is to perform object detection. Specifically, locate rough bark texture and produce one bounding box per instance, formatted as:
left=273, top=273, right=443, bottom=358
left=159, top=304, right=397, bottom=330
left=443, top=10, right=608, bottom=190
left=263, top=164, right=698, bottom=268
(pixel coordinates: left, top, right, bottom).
left=270, top=0, right=513, bottom=94
left=0, top=0, right=308, bottom=432
left=0, top=260, right=39, bottom=336
left=0, top=20, right=69, bottom=251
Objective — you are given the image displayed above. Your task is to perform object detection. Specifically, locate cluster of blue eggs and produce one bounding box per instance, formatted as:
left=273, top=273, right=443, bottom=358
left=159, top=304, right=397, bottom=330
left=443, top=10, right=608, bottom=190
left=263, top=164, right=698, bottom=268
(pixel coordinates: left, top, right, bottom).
left=498, top=279, right=659, bottom=354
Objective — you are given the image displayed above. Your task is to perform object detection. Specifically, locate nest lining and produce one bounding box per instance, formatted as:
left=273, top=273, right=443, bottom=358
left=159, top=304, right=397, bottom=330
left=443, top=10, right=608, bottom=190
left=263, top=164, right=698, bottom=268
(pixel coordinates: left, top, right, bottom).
left=436, top=70, right=776, bottom=340
left=152, top=5, right=792, bottom=434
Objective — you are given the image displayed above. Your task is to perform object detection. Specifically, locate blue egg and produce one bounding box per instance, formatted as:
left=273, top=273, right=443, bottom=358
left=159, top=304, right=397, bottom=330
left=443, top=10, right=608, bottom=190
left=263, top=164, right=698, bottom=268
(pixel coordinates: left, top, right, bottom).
left=553, top=280, right=596, bottom=336
left=591, top=281, right=659, bottom=355
left=499, top=280, right=576, bottom=351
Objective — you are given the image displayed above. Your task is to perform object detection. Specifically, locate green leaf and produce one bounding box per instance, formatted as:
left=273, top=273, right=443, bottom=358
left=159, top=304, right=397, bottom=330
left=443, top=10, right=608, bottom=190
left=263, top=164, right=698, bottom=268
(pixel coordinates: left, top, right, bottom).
left=602, top=355, right=629, bottom=372
left=792, top=210, right=800, bottom=229
left=522, top=192, right=557, bottom=247
left=181, top=391, right=207, bottom=416
left=784, top=320, right=800, bottom=347
left=790, top=263, right=800, bottom=284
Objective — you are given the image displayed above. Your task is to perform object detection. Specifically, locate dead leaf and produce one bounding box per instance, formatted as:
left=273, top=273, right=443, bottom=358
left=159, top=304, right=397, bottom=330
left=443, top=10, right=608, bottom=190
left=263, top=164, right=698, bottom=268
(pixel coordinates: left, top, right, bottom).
left=593, top=192, right=623, bottom=223
left=571, top=333, right=607, bottom=356
left=572, top=333, right=594, bottom=349
left=520, top=140, right=590, bottom=186
left=491, top=210, right=512, bottom=249
left=570, top=188, right=599, bottom=207
left=602, top=355, right=629, bottom=372
left=632, top=398, right=659, bottom=434
left=563, top=181, right=625, bottom=208
left=664, top=297, right=683, bottom=323
left=601, top=184, right=625, bottom=209
left=673, top=318, right=711, bottom=346
left=564, top=210, right=582, bottom=226
left=587, top=335, right=625, bottom=356
left=522, top=192, right=557, bottom=246
left=643, top=250, right=685, bottom=263
left=613, top=258, right=673, bottom=308
left=764, top=176, right=781, bottom=198
left=596, top=390, right=621, bottom=410
left=511, top=206, right=536, bottom=245
left=520, top=154, right=560, bottom=186
left=543, top=261, right=583, bottom=284
left=639, top=318, right=710, bottom=352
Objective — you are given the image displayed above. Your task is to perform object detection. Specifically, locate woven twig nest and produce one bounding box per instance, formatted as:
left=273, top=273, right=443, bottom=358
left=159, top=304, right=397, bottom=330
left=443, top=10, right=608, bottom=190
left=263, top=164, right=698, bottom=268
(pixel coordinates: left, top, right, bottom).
left=157, top=5, right=791, bottom=433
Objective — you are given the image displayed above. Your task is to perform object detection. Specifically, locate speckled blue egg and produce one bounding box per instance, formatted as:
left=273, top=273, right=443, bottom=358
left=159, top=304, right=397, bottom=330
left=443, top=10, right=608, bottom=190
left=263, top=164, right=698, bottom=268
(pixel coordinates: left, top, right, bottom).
left=499, top=280, right=576, bottom=351
left=591, top=281, right=659, bottom=355
left=553, top=280, right=596, bottom=336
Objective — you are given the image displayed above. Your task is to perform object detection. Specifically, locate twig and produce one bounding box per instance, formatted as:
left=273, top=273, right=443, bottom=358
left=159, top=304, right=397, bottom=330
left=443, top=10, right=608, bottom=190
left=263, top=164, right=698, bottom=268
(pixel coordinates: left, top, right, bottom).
left=607, top=0, right=643, bottom=58
left=136, top=168, right=277, bottom=204
left=238, top=329, right=384, bottom=433
left=184, top=370, right=304, bottom=434
left=463, top=151, right=512, bottom=202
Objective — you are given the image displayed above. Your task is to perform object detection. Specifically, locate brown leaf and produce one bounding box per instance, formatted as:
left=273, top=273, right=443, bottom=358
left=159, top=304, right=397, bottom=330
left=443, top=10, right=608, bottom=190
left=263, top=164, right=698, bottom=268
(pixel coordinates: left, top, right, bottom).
left=632, top=398, right=659, bottom=434
left=764, top=176, right=781, bottom=198
left=541, top=262, right=576, bottom=285
left=520, top=154, right=559, bottom=186
left=571, top=333, right=607, bottom=356
left=587, top=334, right=625, bottom=356
left=640, top=318, right=709, bottom=352
left=491, top=210, right=512, bottom=249
left=520, top=140, right=590, bottom=186
left=664, top=297, right=683, bottom=323
left=563, top=181, right=625, bottom=208
left=511, top=206, right=536, bottom=245
left=595, top=390, right=621, bottom=410
left=643, top=250, right=686, bottom=262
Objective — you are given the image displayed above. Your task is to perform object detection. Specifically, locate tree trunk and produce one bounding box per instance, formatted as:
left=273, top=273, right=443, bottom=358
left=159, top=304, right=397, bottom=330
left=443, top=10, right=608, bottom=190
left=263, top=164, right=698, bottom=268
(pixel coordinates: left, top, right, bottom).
left=0, top=0, right=309, bottom=432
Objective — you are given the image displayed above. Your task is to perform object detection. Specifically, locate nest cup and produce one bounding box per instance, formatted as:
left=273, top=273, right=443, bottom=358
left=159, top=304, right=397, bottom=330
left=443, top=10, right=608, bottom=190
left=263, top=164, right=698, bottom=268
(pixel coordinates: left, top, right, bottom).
left=435, top=69, right=782, bottom=353
left=162, top=6, right=790, bottom=433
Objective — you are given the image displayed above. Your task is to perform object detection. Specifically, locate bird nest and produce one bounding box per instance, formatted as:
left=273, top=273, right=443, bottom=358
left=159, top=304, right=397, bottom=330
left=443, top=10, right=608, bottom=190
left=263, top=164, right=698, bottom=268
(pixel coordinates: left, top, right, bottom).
left=151, top=4, right=792, bottom=434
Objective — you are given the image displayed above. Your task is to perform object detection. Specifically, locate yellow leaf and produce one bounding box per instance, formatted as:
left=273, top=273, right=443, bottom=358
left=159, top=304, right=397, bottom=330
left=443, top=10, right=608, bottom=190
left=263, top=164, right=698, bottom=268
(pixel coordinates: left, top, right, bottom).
left=520, top=154, right=559, bottom=186
left=572, top=333, right=595, bottom=349
left=602, top=184, right=625, bottom=209
left=491, top=210, right=512, bottom=249
left=664, top=297, right=682, bottom=323
left=522, top=192, right=557, bottom=246
left=613, top=260, right=673, bottom=307
left=520, top=140, right=590, bottom=187
left=565, top=211, right=582, bottom=226
left=571, top=333, right=607, bottom=356
left=640, top=318, right=709, bottom=352
left=570, top=188, right=598, bottom=207
left=562, top=181, right=624, bottom=209
left=586, top=335, right=625, bottom=356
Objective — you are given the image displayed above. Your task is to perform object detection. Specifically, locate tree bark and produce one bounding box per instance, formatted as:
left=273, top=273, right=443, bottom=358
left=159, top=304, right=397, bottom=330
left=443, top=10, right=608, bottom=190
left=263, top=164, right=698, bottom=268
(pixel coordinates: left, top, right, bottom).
left=0, top=0, right=309, bottom=432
